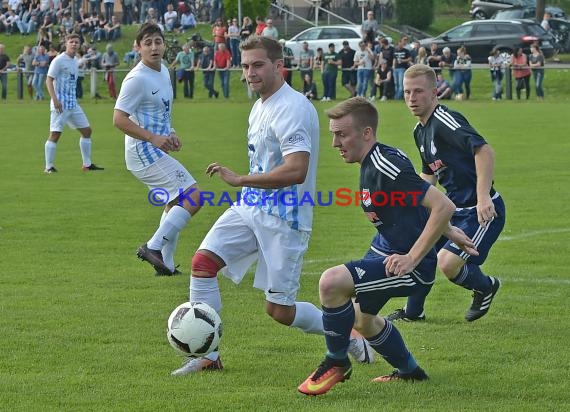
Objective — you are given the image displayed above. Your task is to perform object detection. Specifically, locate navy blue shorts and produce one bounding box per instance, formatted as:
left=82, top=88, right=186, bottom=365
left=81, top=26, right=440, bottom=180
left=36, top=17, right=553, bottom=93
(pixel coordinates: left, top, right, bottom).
left=437, top=194, right=506, bottom=265
left=345, top=248, right=436, bottom=315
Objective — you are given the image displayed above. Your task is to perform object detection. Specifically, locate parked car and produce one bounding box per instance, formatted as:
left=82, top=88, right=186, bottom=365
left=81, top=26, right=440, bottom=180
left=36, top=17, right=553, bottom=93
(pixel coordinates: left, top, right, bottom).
left=549, top=18, right=570, bottom=52
left=419, top=19, right=555, bottom=63
left=490, top=6, right=566, bottom=20
left=470, top=0, right=534, bottom=20
left=284, top=25, right=391, bottom=66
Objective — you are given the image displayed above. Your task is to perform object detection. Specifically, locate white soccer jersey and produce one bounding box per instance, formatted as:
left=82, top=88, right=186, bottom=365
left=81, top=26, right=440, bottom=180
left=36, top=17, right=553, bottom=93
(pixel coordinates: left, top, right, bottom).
left=243, top=83, right=319, bottom=232
left=47, top=52, right=78, bottom=110
left=115, top=62, right=173, bottom=171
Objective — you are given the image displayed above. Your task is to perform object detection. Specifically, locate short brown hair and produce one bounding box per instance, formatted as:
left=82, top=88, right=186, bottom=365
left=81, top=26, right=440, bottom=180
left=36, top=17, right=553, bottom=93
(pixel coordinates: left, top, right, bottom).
left=404, top=64, right=437, bottom=89
left=326, top=97, right=379, bottom=135
left=240, top=35, right=283, bottom=62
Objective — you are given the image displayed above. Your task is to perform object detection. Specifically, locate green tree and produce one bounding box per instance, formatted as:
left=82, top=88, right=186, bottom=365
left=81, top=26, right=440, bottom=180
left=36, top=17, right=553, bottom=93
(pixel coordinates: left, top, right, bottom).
left=395, top=0, right=434, bottom=30
left=222, top=0, right=272, bottom=21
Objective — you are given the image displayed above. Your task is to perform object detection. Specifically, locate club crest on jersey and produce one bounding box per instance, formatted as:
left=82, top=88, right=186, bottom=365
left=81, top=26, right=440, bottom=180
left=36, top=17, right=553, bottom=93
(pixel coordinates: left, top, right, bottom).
left=430, top=140, right=437, bottom=155
left=362, top=188, right=371, bottom=206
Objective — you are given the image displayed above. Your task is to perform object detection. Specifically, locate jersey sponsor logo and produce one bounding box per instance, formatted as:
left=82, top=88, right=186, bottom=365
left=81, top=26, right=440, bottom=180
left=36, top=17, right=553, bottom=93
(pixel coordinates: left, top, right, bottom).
left=288, top=134, right=305, bottom=145
left=427, top=159, right=446, bottom=177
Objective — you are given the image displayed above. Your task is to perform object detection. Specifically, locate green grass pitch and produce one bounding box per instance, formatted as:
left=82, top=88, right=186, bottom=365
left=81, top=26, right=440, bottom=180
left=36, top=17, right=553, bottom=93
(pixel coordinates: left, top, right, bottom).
left=1, top=98, right=569, bottom=411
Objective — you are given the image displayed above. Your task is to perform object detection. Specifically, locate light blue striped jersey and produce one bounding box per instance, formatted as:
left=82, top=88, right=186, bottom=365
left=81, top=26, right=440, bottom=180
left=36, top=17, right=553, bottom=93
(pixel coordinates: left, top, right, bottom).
left=242, top=83, right=319, bottom=232
left=115, top=62, right=173, bottom=171
left=47, top=52, right=78, bottom=110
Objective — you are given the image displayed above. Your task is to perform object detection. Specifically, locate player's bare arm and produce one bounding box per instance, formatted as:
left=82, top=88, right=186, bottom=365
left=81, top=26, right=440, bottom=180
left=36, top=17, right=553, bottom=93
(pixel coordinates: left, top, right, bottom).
left=443, top=225, right=479, bottom=256
left=384, top=185, right=454, bottom=277
left=46, top=76, right=61, bottom=113
left=420, top=172, right=437, bottom=185
left=207, top=151, right=310, bottom=189
left=474, top=144, right=497, bottom=227
left=113, top=109, right=178, bottom=153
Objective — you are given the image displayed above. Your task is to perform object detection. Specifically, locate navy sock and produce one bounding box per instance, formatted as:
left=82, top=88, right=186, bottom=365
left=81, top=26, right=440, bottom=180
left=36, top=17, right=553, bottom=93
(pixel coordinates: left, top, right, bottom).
left=451, top=263, right=492, bottom=293
left=322, top=300, right=354, bottom=360
left=368, top=321, right=418, bottom=373
left=404, top=290, right=429, bottom=318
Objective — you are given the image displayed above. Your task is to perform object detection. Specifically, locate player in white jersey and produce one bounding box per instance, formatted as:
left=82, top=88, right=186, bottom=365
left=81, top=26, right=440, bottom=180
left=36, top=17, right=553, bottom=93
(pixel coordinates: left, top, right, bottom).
left=113, top=23, right=202, bottom=276
left=44, top=33, right=103, bottom=173
left=171, top=36, right=373, bottom=376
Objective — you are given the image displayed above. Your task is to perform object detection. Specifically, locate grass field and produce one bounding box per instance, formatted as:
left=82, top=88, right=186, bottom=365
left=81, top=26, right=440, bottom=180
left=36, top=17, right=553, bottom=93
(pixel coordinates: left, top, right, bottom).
left=1, top=97, right=569, bottom=411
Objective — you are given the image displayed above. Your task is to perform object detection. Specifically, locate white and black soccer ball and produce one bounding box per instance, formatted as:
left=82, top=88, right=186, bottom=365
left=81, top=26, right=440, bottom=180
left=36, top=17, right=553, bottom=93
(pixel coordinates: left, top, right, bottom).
left=167, top=302, right=222, bottom=357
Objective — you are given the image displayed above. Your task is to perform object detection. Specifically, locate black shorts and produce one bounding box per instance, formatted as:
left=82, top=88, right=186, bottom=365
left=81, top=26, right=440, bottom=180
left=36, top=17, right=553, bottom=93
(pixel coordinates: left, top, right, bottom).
left=342, top=70, right=357, bottom=86
left=345, top=248, right=435, bottom=315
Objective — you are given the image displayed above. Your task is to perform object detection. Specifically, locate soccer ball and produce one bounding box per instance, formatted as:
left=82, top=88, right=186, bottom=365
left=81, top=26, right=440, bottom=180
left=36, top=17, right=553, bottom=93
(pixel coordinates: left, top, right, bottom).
left=167, top=302, right=222, bottom=357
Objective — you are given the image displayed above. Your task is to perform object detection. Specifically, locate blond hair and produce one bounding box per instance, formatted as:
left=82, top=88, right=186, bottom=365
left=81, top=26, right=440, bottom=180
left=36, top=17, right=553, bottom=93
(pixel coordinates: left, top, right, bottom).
left=404, top=64, right=437, bottom=89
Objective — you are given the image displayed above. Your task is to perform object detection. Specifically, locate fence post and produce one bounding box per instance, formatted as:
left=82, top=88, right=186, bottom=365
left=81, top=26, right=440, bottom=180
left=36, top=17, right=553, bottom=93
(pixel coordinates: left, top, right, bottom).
left=17, top=70, right=23, bottom=100
left=90, top=67, right=97, bottom=98
left=170, top=68, right=177, bottom=99
left=505, top=67, right=512, bottom=100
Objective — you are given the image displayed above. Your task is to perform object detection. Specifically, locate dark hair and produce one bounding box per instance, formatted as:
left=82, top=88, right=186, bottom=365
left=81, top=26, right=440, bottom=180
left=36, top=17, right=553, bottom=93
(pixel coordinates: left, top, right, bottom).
left=136, top=23, right=164, bottom=45
left=240, top=35, right=283, bottom=62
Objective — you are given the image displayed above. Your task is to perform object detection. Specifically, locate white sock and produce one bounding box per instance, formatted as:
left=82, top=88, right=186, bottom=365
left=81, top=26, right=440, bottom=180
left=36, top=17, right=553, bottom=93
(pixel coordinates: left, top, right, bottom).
left=79, top=137, right=92, bottom=167
left=157, top=211, right=177, bottom=271
left=290, top=301, right=324, bottom=335
left=189, top=276, right=221, bottom=312
left=45, top=140, right=57, bottom=169
left=161, top=232, right=179, bottom=273
left=147, top=206, right=190, bottom=250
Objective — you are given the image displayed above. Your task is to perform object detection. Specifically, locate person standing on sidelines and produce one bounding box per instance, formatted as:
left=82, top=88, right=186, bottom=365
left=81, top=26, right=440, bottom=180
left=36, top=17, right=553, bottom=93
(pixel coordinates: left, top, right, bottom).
left=44, top=34, right=104, bottom=173
left=298, top=97, right=477, bottom=396
left=388, top=64, right=504, bottom=322
left=0, top=44, right=10, bottom=101
left=113, top=23, right=202, bottom=276
left=170, top=43, right=195, bottom=99
left=171, top=36, right=373, bottom=376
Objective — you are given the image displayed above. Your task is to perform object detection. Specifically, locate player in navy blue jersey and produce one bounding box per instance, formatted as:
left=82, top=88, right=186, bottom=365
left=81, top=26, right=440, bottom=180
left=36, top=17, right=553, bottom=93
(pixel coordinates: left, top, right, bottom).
left=392, top=64, right=505, bottom=323
left=298, top=97, right=477, bottom=396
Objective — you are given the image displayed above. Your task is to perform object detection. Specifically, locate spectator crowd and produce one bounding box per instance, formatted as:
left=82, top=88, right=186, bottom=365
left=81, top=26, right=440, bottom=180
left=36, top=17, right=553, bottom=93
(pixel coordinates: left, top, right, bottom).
left=0, top=5, right=548, bottom=102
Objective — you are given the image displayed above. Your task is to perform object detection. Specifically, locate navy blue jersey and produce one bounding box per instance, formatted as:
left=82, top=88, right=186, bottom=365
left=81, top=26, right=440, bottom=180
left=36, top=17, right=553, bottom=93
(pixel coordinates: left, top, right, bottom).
left=413, top=104, right=493, bottom=208
left=360, top=143, right=433, bottom=257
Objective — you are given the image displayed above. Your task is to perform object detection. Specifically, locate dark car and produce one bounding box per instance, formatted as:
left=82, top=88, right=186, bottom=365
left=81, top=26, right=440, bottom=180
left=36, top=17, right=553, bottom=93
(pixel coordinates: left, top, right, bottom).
left=420, top=20, right=555, bottom=63
left=490, top=6, right=566, bottom=20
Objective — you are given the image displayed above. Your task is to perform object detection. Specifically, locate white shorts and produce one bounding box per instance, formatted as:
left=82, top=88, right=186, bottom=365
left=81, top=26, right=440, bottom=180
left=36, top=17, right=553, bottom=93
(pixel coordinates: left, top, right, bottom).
left=130, top=155, right=196, bottom=204
left=199, top=205, right=311, bottom=306
left=50, top=106, right=90, bottom=132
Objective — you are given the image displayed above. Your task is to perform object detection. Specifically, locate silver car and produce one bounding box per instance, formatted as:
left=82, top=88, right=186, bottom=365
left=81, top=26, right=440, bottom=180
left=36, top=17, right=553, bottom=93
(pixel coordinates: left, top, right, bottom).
left=284, top=25, right=391, bottom=66
left=470, top=0, right=534, bottom=20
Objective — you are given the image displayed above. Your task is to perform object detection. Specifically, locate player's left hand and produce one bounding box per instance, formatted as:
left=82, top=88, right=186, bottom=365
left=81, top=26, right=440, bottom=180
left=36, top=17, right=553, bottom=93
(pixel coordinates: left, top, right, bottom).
left=383, top=254, right=415, bottom=277
left=445, top=226, right=479, bottom=256
left=169, top=132, right=182, bottom=151
left=476, top=195, right=497, bottom=228
left=206, top=162, right=242, bottom=186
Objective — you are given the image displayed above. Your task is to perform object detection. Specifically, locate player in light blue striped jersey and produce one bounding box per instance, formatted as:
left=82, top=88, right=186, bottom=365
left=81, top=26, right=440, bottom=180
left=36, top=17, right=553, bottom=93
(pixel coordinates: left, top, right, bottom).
left=114, top=23, right=202, bottom=276
left=44, top=33, right=104, bottom=173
